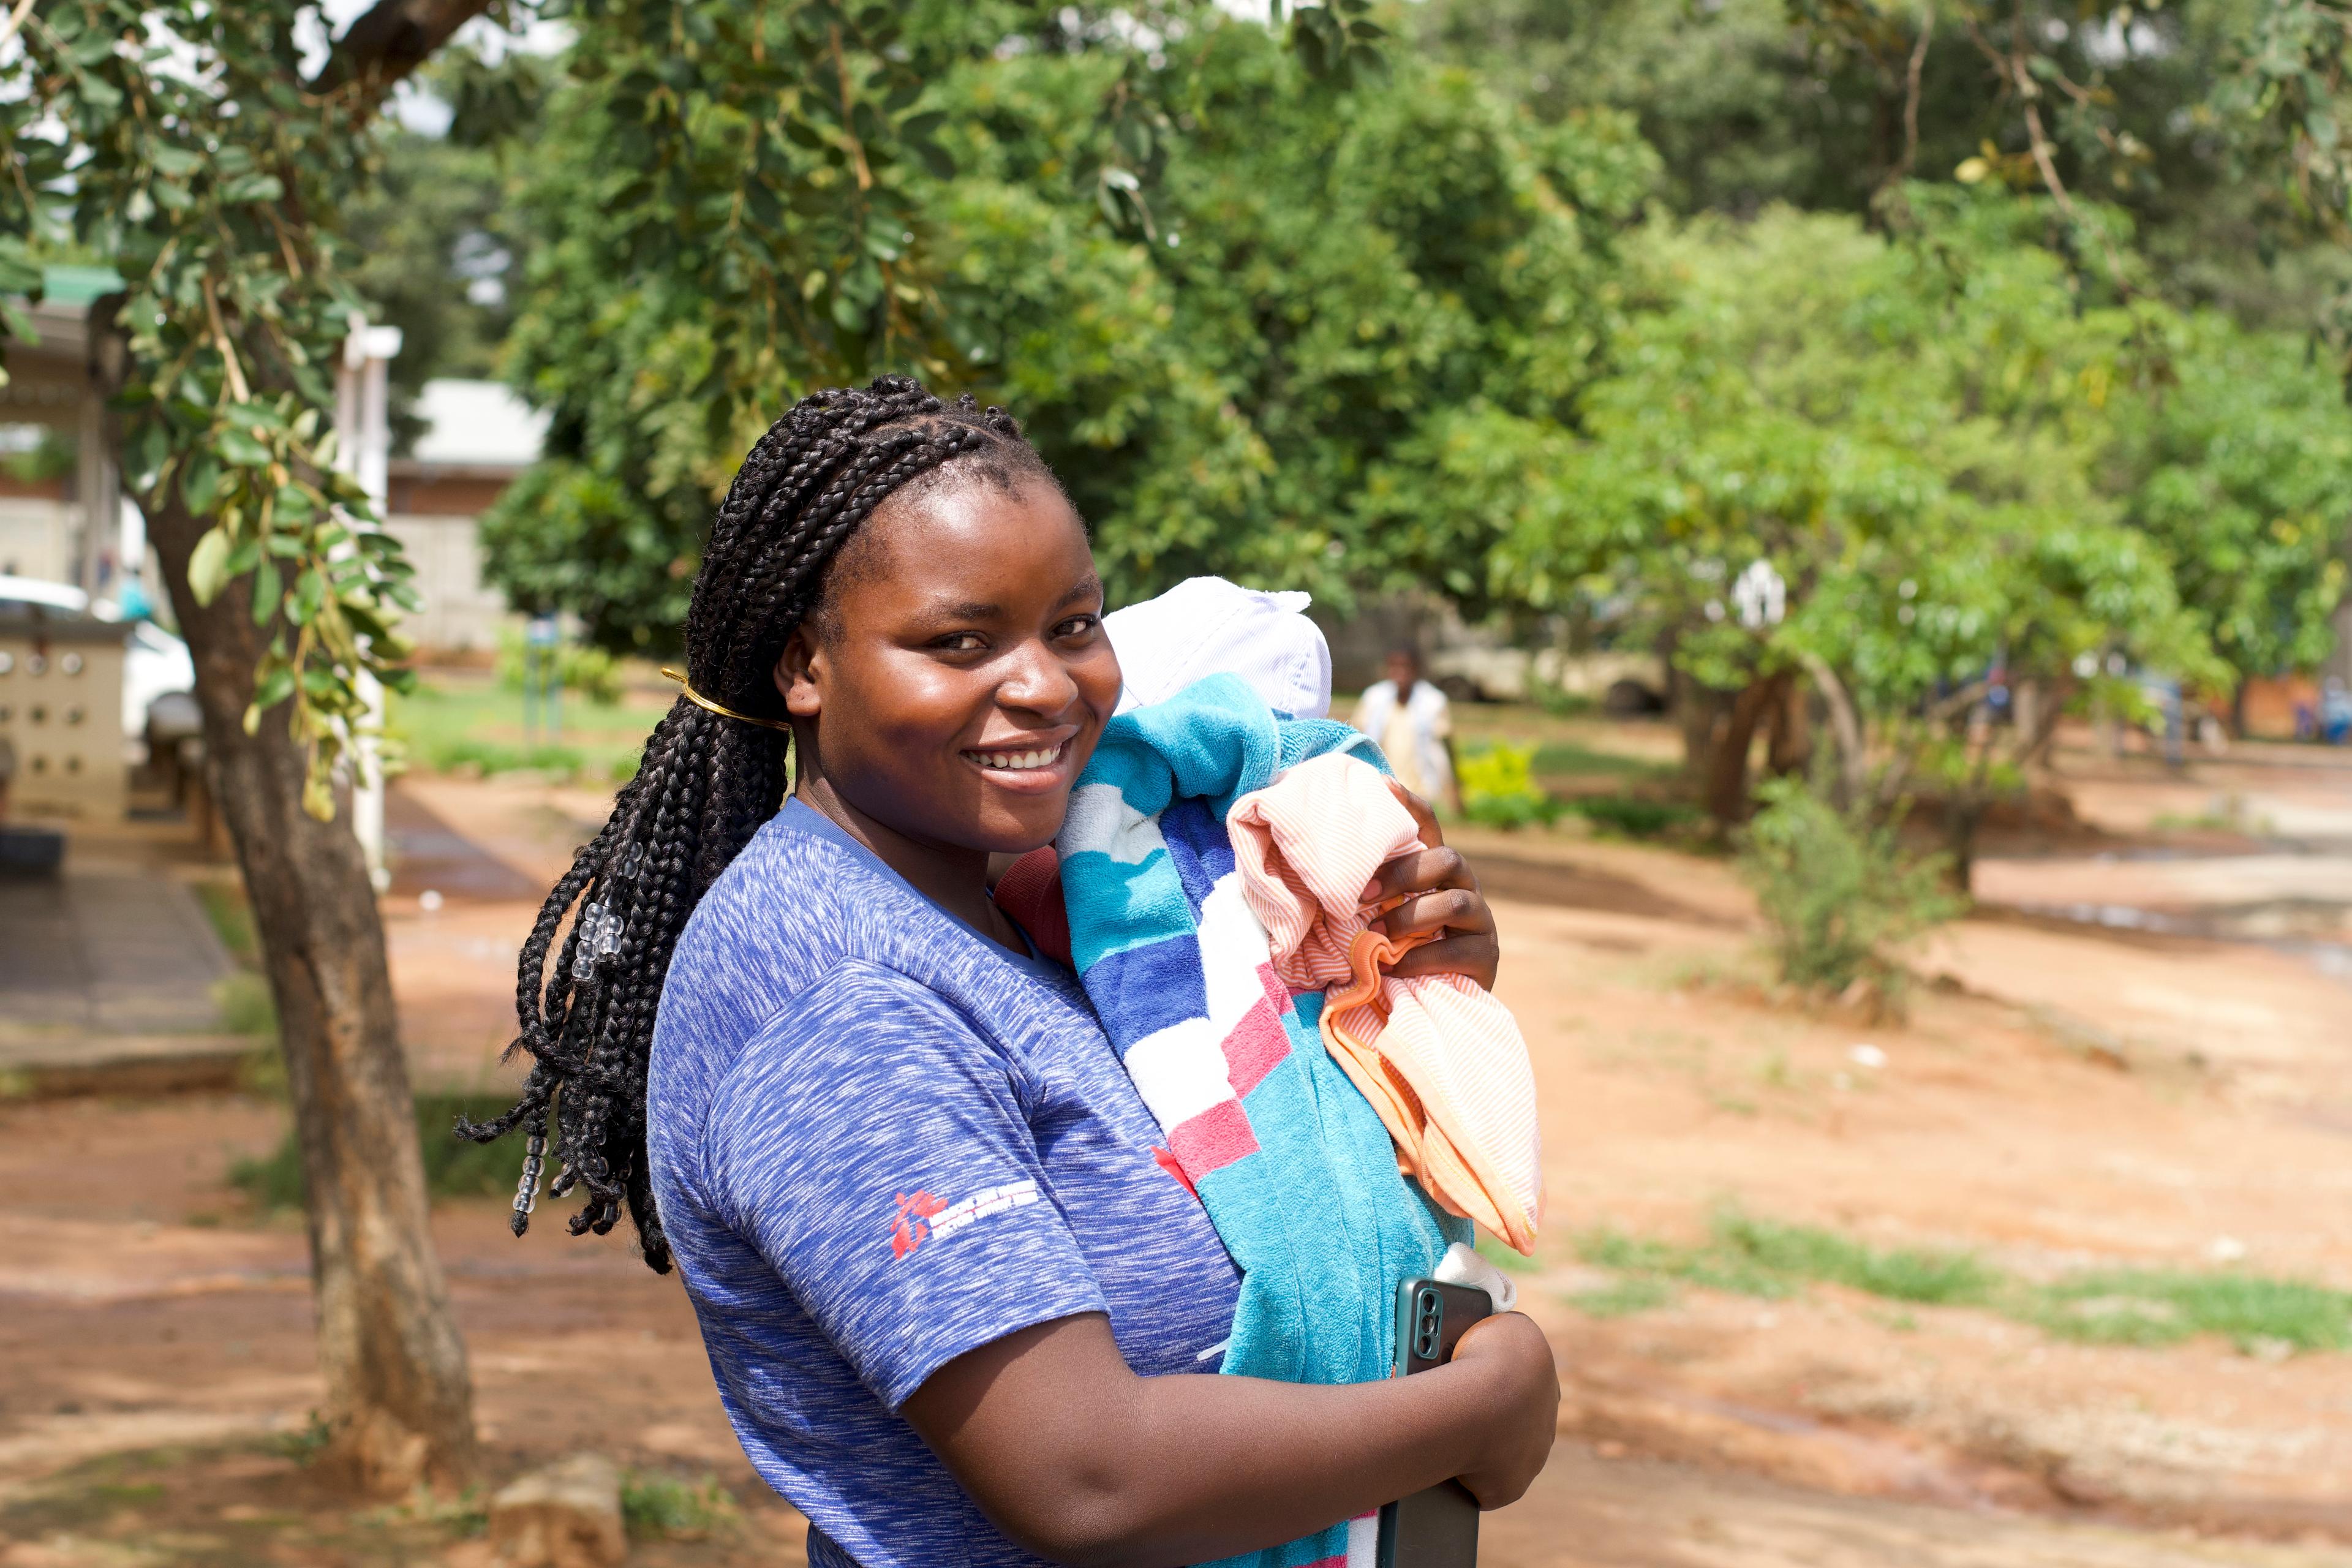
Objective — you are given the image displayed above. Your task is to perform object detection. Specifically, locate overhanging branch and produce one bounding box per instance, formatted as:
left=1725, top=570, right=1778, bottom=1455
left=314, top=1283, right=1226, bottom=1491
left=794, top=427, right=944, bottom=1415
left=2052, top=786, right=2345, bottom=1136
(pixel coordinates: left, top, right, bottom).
left=307, top=0, right=500, bottom=104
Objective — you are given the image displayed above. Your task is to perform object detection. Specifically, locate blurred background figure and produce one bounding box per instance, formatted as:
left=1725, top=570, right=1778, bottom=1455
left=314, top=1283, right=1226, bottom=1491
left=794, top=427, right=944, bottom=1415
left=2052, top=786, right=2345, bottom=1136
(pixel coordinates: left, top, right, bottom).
left=1354, top=647, right=1463, bottom=817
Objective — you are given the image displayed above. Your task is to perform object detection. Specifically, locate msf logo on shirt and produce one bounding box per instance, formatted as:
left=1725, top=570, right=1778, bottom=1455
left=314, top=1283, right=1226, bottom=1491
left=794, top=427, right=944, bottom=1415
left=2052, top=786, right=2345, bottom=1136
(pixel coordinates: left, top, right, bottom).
left=889, top=1179, right=1040, bottom=1259
left=888, top=1191, right=946, bottom=1259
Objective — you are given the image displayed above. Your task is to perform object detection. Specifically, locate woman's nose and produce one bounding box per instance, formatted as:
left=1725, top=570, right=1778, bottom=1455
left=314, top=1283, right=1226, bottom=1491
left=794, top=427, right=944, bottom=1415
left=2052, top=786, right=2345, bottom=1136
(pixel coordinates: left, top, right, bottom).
left=997, top=637, right=1081, bottom=715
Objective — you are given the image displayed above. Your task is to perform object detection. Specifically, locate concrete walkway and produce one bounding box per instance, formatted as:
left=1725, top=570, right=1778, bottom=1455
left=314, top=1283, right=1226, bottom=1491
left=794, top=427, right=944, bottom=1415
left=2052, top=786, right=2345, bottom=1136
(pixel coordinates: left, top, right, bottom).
left=0, top=865, right=231, bottom=1035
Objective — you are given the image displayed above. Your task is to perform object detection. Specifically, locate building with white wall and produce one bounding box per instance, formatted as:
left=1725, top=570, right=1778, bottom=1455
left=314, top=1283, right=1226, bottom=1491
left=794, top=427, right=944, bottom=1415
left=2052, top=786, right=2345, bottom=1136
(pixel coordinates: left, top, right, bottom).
left=382, top=379, right=548, bottom=654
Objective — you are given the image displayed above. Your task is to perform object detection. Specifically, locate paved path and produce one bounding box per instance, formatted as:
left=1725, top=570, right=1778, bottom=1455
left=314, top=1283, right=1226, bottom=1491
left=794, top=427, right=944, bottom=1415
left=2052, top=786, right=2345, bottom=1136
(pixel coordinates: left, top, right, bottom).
left=0, top=866, right=230, bottom=1035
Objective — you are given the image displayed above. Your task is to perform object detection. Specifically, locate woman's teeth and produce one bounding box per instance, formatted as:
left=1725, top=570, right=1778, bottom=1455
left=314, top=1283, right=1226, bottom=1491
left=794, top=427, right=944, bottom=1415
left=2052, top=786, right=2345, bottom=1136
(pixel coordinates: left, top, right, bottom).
left=966, top=743, right=1065, bottom=772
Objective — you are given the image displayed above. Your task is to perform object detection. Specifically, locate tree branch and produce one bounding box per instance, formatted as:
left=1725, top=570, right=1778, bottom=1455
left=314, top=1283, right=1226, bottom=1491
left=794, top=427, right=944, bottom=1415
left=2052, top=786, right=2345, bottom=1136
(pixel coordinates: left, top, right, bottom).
left=0, top=0, right=39, bottom=53
left=1797, top=651, right=1868, bottom=808
left=307, top=0, right=499, bottom=104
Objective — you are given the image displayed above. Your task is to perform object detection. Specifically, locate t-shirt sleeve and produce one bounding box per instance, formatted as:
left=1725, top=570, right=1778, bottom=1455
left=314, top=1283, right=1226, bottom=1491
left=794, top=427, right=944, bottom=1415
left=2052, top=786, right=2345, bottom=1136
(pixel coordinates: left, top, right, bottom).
left=702, top=962, right=1109, bottom=1411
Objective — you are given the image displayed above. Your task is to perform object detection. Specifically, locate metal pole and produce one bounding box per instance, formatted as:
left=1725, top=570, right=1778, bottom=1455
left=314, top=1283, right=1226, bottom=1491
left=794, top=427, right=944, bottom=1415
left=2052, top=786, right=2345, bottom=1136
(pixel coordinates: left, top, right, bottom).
left=76, top=387, right=119, bottom=603
left=335, top=318, right=402, bottom=894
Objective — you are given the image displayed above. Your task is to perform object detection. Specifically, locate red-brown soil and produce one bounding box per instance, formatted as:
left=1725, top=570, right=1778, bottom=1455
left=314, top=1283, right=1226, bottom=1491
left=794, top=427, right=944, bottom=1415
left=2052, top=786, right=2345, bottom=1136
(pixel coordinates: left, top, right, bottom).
left=7, top=740, right=2352, bottom=1566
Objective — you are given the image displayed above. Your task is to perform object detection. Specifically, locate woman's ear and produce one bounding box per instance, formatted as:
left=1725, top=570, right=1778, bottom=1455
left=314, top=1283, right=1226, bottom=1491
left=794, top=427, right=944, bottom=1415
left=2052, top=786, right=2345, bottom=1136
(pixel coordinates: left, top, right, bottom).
left=775, top=627, right=824, bottom=718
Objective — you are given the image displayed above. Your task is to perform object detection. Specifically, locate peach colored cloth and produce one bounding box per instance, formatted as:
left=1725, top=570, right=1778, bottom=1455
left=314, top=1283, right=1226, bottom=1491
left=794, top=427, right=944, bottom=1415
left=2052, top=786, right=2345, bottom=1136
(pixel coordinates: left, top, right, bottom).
left=1228, top=753, right=1544, bottom=1253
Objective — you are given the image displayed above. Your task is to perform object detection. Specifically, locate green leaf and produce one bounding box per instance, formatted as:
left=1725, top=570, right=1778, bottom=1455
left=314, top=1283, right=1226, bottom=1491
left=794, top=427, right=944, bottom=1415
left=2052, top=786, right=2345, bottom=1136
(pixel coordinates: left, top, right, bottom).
left=187, top=527, right=235, bottom=608
left=220, top=173, right=284, bottom=205
left=181, top=455, right=224, bottom=515
left=250, top=660, right=295, bottom=715
left=217, top=426, right=272, bottom=468
left=251, top=557, right=283, bottom=625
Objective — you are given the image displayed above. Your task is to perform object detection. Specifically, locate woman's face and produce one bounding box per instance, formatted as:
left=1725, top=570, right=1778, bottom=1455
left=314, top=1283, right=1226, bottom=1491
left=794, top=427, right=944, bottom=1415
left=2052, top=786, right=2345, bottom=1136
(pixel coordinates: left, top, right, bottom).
left=775, top=474, right=1121, bottom=858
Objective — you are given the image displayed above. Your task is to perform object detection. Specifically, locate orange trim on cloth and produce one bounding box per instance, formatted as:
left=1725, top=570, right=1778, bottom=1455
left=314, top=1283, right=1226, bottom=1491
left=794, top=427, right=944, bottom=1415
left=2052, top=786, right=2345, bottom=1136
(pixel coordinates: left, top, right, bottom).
left=1229, top=753, right=1544, bottom=1254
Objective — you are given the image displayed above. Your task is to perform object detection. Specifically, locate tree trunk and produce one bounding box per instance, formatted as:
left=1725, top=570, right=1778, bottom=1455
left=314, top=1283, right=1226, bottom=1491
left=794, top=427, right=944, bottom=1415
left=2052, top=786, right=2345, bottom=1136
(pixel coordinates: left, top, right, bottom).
left=1697, top=672, right=1790, bottom=825
left=1673, top=668, right=1732, bottom=792
left=103, top=345, right=477, bottom=1493
left=1942, top=796, right=1985, bottom=895
left=1765, top=677, right=1812, bottom=779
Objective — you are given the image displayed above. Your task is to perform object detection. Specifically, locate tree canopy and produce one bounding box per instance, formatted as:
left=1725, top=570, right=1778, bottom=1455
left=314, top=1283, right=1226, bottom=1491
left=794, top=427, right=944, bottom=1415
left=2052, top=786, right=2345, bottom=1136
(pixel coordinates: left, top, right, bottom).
left=479, top=9, right=1655, bottom=647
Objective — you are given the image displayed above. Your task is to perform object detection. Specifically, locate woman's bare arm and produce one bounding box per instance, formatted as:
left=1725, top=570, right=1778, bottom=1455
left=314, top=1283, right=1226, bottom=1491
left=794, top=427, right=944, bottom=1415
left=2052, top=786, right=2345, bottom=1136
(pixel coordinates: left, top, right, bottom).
left=901, top=1308, right=1559, bottom=1568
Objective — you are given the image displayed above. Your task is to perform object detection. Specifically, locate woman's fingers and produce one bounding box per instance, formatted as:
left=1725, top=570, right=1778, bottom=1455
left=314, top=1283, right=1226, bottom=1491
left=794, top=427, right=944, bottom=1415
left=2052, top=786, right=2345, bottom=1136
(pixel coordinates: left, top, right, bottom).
left=1384, top=778, right=1445, bottom=851
left=1384, top=929, right=1500, bottom=990
left=1360, top=843, right=1473, bottom=908
left=1360, top=785, right=1498, bottom=988
left=1362, top=843, right=1499, bottom=992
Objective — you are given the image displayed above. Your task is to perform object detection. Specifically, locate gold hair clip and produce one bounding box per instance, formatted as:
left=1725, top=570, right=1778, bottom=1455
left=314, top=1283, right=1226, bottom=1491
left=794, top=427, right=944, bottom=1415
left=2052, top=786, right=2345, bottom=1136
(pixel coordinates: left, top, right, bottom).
left=661, top=667, right=796, bottom=733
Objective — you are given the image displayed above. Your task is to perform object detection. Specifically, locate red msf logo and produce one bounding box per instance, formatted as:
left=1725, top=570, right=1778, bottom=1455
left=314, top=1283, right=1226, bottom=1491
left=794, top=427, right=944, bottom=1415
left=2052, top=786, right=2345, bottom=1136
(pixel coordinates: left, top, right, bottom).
left=889, top=1191, right=946, bottom=1259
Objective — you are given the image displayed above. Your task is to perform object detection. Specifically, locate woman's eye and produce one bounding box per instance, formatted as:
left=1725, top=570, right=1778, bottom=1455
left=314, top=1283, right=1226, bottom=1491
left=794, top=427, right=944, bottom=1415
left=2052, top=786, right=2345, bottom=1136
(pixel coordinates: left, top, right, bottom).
left=935, top=631, right=989, bottom=653
left=1053, top=614, right=1101, bottom=641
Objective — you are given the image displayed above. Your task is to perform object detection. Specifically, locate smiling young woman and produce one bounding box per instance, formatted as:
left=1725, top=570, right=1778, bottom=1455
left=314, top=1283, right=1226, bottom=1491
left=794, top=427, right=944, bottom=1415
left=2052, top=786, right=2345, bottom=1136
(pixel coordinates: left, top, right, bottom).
left=470, top=378, right=1556, bottom=1568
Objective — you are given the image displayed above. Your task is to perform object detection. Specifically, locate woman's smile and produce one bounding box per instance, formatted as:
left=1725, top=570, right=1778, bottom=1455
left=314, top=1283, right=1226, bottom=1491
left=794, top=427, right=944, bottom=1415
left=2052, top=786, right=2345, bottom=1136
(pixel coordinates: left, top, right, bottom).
left=960, top=731, right=1076, bottom=788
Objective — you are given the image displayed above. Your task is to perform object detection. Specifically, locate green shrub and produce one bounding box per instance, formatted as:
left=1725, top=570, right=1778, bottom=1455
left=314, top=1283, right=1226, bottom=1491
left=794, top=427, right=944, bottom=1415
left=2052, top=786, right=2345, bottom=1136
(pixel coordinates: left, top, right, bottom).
left=496, top=627, right=625, bottom=707
left=1738, top=778, right=1961, bottom=997
left=621, top=1472, right=741, bottom=1542
left=230, top=1092, right=526, bottom=1210
left=1527, top=674, right=1597, bottom=717
left=213, top=971, right=279, bottom=1040
left=1567, top=794, right=1698, bottom=839
left=428, top=735, right=593, bottom=780
left=1458, top=741, right=1562, bottom=829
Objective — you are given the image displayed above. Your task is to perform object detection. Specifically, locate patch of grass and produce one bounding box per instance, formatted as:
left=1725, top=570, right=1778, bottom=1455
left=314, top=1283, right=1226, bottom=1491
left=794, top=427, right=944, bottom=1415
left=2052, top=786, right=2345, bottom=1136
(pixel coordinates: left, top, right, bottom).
left=621, top=1472, right=741, bottom=1542
left=213, top=971, right=278, bottom=1039
left=192, top=880, right=260, bottom=966
left=1475, top=1234, right=1543, bottom=1275
left=271, top=1411, right=332, bottom=1466
left=1571, top=1275, right=1675, bottom=1317
left=230, top=1093, right=524, bottom=1210
left=358, top=1483, right=488, bottom=1536
left=1566, top=794, right=1700, bottom=840
left=389, top=679, right=662, bottom=784
left=1565, top=1212, right=2352, bottom=1356
left=2024, top=1270, right=2352, bottom=1354
left=1531, top=739, right=1671, bottom=779
left=1710, top=1212, right=1999, bottom=1306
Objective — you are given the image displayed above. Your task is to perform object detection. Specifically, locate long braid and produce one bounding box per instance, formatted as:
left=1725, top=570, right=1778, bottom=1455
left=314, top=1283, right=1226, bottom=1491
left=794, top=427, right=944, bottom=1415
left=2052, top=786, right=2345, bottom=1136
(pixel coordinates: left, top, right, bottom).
left=461, top=375, right=1057, bottom=1271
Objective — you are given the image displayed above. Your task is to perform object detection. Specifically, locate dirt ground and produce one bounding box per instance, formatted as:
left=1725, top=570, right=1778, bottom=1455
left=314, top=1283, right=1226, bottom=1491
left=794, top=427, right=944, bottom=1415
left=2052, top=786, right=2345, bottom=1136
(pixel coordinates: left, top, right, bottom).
left=7, top=729, right=2352, bottom=1565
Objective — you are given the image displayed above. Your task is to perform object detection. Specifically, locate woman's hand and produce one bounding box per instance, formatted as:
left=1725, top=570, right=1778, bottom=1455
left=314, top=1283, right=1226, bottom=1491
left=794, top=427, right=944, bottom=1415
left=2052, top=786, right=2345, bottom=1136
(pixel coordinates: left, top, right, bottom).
left=1446, top=1312, right=1562, bottom=1509
left=1363, top=782, right=1500, bottom=990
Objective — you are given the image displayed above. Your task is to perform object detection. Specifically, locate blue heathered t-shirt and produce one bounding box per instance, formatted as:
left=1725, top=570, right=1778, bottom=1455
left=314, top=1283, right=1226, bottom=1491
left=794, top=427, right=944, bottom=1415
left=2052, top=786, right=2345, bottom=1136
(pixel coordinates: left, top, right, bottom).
left=647, top=799, right=1243, bottom=1568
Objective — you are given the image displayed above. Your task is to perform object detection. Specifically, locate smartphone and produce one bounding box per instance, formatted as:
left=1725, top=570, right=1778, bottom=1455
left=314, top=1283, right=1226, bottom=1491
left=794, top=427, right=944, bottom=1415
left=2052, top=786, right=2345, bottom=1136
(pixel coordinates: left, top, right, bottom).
left=1376, top=1278, right=1493, bottom=1568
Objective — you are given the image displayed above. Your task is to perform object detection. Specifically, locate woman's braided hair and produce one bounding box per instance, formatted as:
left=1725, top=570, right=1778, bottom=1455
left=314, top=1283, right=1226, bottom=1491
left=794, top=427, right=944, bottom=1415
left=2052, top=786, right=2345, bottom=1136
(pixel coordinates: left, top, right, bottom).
left=461, top=375, right=1057, bottom=1272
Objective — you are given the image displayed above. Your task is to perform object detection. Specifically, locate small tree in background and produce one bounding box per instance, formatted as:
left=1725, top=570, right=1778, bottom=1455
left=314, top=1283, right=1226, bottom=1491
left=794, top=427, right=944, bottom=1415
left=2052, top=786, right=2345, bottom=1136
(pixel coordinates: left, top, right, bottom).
left=1739, top=775, right=1962, bottom=1012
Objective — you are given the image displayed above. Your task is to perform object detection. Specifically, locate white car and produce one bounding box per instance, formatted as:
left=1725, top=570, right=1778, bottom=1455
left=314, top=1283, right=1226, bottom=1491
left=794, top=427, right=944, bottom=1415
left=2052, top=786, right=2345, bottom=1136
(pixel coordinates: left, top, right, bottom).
left=0, top=574, right=197, bottom=736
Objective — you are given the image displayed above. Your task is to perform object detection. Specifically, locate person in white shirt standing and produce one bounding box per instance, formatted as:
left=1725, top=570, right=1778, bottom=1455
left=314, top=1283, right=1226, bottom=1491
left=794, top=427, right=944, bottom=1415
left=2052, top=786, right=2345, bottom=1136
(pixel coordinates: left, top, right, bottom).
left=1353, top=647, right=1463, bottom=816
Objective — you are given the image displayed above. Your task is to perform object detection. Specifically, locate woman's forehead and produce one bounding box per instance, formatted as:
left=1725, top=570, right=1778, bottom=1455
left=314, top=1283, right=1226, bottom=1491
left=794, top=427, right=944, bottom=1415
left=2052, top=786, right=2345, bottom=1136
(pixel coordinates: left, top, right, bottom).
left=837, top=476, right=1095, bottom=607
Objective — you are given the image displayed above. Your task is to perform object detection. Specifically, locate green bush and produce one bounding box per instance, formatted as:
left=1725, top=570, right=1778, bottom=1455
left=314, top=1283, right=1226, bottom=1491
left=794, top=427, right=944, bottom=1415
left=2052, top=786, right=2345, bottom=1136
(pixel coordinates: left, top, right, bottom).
left=496, top=627, right=625, bottom=707
left=1457, top=741, right=1562, bottom=829
left=621, top=1472, right=742, bottom=1542
left=1567, top=794, right=1697, bottom=839
left=1738, top=778, right=1961, bottom=997
left=230, top=1092, right=525, bottom=1210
